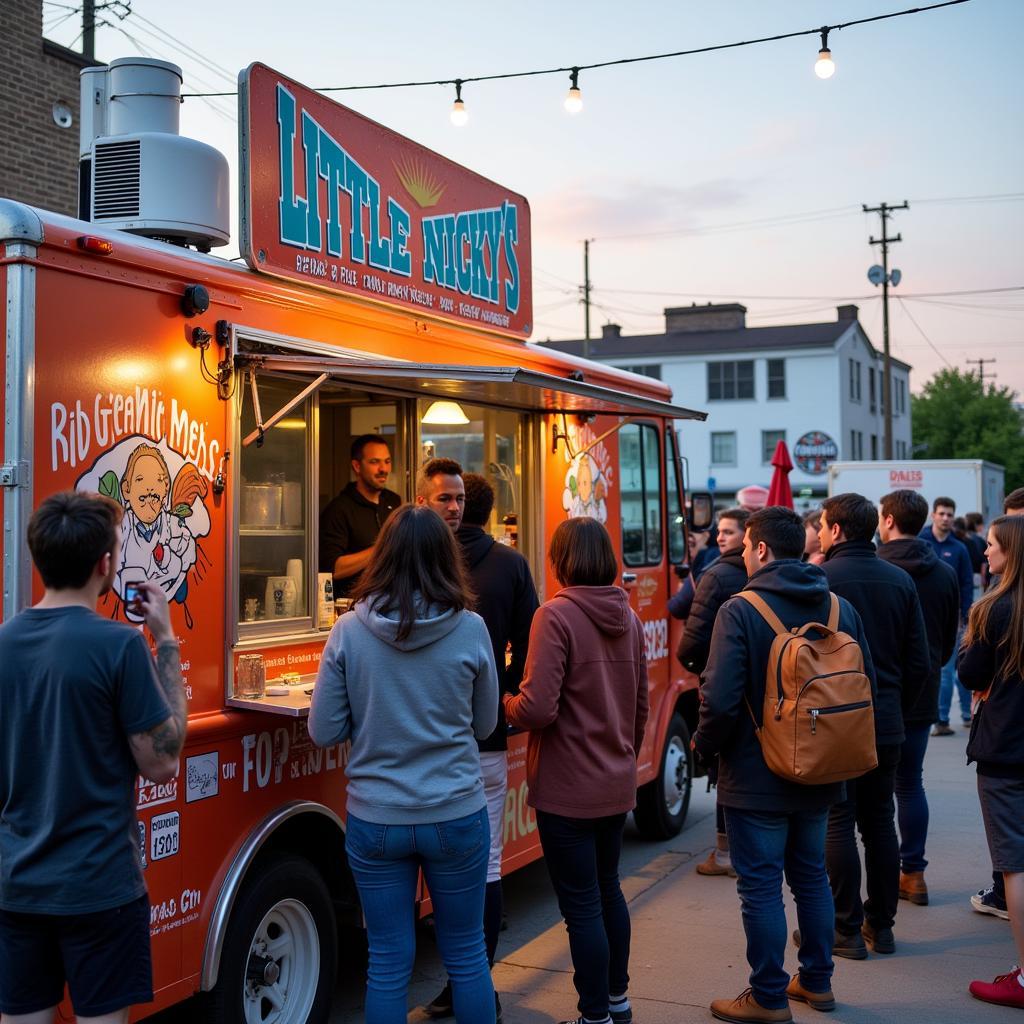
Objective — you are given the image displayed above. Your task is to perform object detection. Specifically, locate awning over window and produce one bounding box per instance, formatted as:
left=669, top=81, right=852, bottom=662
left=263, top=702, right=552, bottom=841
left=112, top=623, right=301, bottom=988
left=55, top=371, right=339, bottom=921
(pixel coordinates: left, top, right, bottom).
left=235, top=353, right=707, bottom=422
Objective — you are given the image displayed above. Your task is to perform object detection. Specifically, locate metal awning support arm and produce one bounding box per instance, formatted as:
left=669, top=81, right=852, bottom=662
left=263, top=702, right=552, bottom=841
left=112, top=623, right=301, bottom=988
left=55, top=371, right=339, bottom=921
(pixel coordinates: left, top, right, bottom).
left=242, top=370, right=329, bottom=448
left=552, top=413, right=632, bottom=459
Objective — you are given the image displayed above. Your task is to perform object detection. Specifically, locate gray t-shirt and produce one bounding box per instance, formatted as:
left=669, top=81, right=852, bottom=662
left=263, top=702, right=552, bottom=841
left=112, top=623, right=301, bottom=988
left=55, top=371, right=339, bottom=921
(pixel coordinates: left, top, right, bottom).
left=0, top=606, right=171, bottom=914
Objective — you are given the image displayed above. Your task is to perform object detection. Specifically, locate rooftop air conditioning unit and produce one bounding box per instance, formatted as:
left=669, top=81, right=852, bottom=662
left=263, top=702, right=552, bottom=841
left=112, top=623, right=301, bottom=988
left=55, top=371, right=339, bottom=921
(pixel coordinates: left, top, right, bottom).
left=79, top=57, right=229, bottom=250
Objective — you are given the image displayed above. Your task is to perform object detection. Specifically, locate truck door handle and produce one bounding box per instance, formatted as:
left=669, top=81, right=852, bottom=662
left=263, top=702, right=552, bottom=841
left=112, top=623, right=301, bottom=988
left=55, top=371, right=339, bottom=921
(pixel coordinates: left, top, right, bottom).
left=622, top=573, right=637, bottom=585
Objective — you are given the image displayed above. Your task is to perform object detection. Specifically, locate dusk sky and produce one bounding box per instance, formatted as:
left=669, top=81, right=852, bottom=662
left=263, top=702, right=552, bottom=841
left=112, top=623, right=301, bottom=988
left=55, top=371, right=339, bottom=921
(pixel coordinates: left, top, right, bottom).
left=48, top=0, right=1024, bottom=395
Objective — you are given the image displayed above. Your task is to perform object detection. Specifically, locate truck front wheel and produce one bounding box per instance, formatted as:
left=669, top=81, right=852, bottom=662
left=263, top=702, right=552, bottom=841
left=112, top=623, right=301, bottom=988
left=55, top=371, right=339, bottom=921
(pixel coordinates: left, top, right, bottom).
left=633, top=713, right=693, bottom=839
left=205, top=854, right=337, bottom=1024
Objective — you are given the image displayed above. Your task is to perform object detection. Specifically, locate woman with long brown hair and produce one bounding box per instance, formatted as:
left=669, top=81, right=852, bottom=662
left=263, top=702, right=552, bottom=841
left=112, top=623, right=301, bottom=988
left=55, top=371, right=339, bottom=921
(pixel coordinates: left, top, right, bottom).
left=959, top=515, right=1024, bottom=1009
left=309, top=504, right=499, bottom=1024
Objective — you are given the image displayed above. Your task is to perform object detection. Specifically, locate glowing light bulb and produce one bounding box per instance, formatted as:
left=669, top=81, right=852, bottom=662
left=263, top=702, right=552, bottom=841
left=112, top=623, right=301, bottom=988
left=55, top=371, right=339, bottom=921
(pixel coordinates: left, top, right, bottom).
left=450, top=80, right=468, bottom=126
left=814, top=29, right=835, bottom=79
left=564, top=68, right=583, bottom=113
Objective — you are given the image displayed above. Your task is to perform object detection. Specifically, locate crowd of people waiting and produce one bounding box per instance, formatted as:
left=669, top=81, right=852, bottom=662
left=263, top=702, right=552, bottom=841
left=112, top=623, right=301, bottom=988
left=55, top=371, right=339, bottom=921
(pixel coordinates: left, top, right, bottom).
left=1, top=473, right=1021, bottom=1024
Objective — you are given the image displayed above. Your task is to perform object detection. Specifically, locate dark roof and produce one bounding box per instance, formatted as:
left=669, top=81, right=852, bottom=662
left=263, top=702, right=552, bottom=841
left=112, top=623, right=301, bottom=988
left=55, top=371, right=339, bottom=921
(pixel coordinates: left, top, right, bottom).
left=538, top=320, right=912, bottom=372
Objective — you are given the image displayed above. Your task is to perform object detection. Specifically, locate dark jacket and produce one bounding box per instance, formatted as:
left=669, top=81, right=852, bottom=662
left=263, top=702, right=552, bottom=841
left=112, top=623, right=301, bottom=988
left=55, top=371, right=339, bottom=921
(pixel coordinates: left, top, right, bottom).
left=667, top=546, right=721, bottom=620
left=677, top=550, right=747, bottom=674
left=457, top=525, right=539, bottom=752
left=919, top=526, right=974, bottom=620
left=693, top=560, right=876, bottom=814
left=504, top=586, right=649, bottom=817
left=877, top=537, right=960, bottom=727
left=960, top=593, right=1024, bottom=778
left=822, top=541, right=929, bottom=746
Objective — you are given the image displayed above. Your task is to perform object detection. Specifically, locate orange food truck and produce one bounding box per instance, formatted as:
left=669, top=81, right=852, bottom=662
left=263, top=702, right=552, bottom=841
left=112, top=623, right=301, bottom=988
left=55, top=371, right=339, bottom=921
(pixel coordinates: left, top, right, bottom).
left=0, top=58, right=709, bottom=1022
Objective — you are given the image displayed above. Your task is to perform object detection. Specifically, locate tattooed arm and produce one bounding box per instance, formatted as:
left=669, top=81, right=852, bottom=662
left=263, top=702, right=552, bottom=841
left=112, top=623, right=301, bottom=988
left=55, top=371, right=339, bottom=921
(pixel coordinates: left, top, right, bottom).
left=129, top=582, right=187, bottom=783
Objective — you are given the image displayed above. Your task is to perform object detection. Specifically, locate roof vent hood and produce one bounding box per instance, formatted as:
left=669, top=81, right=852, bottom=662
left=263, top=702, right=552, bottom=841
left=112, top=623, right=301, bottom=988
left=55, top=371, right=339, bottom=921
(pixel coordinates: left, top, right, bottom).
left=78, top=57, right=229, bottom=251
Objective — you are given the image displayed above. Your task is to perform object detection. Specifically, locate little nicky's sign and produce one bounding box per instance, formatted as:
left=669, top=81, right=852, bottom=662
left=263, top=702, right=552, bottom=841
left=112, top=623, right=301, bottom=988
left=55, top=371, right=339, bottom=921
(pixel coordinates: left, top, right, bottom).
left=239, top=63, right=532, bottom=338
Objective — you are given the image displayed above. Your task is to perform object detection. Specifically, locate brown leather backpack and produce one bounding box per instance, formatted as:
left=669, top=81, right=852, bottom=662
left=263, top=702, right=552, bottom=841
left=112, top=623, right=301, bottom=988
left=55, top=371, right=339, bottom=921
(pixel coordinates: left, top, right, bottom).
left=737, top=591, right=878, bottom=786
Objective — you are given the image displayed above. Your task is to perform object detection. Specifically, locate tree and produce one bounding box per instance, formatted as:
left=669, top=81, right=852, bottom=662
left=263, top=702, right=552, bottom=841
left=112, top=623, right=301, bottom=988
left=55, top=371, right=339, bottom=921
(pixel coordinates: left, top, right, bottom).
left=912, top=369, right=1024, bottom=491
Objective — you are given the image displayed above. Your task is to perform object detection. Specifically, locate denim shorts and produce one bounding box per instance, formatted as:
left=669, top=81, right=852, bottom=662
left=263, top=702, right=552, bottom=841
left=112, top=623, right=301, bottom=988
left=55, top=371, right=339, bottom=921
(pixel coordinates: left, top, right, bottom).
left=977, top=773, right=1024, bottom=873
left=0, top=892, right=153, bottom=1016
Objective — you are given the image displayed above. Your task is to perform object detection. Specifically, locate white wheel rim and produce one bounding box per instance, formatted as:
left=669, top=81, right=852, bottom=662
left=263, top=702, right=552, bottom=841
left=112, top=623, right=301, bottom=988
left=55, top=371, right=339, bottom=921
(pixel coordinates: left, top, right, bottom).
left=243, top=898, right=320, bottom=1024
left=662, top=735, right=688, bottom=817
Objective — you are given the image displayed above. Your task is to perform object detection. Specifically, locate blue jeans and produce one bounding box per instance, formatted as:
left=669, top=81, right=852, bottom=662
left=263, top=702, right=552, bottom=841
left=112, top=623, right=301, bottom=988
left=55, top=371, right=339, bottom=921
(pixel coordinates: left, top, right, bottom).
left=345, top=809, right=494, bottom=1024
left=938, top=627, right=971, bottom=723
left=725, top=807, right=834, bottom=1010
left=536, top=810, right=630, bottom=1021
left=895, top=724, right=932, bottom=874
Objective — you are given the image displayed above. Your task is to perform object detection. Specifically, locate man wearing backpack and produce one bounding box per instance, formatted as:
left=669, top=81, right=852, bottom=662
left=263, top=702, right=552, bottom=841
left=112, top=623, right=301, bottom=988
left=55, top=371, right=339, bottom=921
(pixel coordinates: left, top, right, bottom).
left=818, top=493, right=929, bottom=958
left=694, top=507, right=875, bottom=1023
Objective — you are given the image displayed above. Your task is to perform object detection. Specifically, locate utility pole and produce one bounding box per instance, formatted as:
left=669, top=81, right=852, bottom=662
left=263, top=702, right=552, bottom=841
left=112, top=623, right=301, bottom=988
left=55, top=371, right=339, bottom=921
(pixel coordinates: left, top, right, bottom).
left=966, top=357, right=997, bottom=387
left=83, top=0, right=96, bottom=60
left=580, top=239, right=594, bottom=360
left=863, top=200, right=908, bottom=459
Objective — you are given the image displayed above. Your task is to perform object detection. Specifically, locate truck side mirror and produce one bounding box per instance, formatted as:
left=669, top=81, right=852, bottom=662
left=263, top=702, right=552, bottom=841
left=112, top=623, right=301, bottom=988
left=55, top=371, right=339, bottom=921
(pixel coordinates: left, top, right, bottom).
left=689, top=491, right=714, bottom=531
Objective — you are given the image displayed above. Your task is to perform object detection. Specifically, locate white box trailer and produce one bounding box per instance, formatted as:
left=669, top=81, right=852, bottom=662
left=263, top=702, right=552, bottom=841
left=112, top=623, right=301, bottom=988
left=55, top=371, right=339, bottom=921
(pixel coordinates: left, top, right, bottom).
left=827, top=460, right=1006, bottom=524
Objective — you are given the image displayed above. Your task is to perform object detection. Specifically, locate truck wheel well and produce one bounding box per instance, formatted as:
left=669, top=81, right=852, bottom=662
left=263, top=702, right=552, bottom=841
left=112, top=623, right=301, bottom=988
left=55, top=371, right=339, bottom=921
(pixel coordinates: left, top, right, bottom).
left=253, top=812, right=359, bottom=924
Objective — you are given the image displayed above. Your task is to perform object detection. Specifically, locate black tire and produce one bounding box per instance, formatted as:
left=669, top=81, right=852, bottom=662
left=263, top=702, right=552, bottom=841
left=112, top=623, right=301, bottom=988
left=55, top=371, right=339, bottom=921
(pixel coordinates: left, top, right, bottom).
left=633, top=713, right=693, bottom=839
left=202, top=855, right=337, bottom=1024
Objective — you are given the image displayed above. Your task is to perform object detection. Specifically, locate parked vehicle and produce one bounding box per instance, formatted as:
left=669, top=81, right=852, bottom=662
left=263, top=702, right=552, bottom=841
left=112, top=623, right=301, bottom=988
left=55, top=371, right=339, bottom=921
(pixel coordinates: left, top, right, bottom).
left=0, top=58, right=710, bottom=1022
left=827, top=459, right=1005, bottom=523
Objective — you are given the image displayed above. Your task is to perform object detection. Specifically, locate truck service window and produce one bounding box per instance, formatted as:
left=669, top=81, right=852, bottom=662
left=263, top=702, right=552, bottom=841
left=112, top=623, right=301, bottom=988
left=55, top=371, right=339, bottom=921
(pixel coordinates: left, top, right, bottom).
left=238, top=377, right=311, bottom=627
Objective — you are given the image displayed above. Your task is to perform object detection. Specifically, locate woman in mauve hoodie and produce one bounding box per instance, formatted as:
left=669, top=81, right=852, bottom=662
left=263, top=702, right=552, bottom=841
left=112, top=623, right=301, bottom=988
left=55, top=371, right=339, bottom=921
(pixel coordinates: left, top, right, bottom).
left=505, top=517, right=648, bottom=1024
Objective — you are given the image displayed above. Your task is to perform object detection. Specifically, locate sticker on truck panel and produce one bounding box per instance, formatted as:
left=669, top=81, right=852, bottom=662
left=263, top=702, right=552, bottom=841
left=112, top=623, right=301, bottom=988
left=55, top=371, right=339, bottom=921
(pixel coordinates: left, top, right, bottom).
left=72, top=434, right=214, bottom=629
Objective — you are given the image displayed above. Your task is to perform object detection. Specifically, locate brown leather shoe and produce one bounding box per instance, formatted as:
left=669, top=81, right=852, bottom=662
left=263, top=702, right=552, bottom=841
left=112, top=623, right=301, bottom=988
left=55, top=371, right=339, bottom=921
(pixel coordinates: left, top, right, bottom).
left=696, top=849, right=738, bottom=877
left=899, top=870, right=929, bottom=906
left=710, top=988, right=793, bottom=1022
left=786, top=976, right=836, bottom=1012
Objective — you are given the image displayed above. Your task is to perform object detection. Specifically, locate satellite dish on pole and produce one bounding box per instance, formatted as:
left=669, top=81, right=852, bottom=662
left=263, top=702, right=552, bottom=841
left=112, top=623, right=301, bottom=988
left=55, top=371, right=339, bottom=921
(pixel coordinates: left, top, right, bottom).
left=890, top=268, right=902, bottom=287
left=867, top=264, right=886, bottom=286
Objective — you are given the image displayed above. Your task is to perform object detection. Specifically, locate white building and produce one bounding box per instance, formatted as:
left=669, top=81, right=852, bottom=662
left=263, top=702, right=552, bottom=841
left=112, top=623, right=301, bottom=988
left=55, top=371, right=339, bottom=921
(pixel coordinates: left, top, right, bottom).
left=539, top=303, right=912, bottom=506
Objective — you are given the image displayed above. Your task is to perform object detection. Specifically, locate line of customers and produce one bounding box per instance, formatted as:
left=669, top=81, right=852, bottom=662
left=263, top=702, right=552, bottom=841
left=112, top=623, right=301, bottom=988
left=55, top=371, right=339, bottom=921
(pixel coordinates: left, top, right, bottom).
left=310, top=459, right=646, bottom=1024
left=683, top=488, right=1024, bottom=1020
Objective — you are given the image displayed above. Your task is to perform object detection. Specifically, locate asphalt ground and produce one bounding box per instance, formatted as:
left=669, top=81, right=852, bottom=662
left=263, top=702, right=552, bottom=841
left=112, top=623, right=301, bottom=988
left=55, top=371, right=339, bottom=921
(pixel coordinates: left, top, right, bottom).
left=329, top=723, right=1021, bottom=1023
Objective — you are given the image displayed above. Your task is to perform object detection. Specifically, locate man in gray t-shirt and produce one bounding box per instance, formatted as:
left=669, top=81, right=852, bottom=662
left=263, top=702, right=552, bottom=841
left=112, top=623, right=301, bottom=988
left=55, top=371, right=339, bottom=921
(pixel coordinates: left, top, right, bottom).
left=0, top=491, right=187, bottom=1023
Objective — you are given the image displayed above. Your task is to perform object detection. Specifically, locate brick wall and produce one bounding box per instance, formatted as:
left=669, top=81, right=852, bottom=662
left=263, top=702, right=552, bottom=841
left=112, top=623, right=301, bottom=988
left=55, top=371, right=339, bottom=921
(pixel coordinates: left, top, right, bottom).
left=0, top=1, right=99, bottom=216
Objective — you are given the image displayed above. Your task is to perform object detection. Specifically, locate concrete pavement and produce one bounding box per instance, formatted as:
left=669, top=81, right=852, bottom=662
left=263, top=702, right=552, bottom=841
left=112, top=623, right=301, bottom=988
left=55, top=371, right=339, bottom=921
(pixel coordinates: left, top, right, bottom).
left=331, top=724, right=1021, bottom=1023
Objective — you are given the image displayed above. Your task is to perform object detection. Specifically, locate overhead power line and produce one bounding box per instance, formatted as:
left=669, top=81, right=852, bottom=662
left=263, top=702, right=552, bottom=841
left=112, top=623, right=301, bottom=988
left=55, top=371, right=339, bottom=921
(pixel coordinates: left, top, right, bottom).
left=179, top=1, right=971, bottom=98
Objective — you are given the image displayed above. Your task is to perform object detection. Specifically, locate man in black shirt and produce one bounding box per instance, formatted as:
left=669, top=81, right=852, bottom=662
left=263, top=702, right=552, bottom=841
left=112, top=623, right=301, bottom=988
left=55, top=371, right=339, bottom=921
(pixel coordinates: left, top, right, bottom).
left=319, top=434, right=402, bottom=596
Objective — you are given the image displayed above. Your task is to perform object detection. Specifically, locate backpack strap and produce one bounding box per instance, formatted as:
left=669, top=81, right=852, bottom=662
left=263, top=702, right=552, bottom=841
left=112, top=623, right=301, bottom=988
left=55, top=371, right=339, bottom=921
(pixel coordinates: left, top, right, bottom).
left=735, top=590, right=788, bottom=636
left=827, top=592, right=840, bottom=632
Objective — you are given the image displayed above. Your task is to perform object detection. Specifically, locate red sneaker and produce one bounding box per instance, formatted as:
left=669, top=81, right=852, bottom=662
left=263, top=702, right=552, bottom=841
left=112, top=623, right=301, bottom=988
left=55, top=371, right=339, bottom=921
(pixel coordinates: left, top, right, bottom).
left=969, top=967, right=1024, bottom=1008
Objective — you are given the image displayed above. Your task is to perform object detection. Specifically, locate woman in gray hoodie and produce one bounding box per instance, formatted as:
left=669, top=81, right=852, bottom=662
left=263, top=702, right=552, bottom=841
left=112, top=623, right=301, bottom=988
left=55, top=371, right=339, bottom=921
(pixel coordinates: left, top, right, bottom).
left=310, top=504, right=499, bottom=1024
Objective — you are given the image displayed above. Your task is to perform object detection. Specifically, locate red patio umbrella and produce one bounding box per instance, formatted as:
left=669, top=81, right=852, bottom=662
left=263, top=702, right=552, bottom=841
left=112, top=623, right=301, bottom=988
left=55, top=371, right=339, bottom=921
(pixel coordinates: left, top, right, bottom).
left=766, top=439, right=795, bottom=509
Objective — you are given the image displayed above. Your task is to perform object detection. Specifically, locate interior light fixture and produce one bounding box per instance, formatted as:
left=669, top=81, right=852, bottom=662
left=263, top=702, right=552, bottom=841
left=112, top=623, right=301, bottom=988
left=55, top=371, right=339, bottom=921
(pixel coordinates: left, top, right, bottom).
left=814, top=28, right=836, bottom=79
left=564, top=68, right=583, bottom=114
left=421, top=400, right=469, bottom=425
left=450, top=80, right=468, bottom=126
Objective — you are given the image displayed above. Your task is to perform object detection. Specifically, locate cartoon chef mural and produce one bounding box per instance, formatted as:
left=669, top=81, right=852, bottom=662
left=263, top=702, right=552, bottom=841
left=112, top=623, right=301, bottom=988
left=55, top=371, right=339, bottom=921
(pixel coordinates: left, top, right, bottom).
left=562, top=451, right=608, bottom=522
left=76, top=436, right=211, bottom=627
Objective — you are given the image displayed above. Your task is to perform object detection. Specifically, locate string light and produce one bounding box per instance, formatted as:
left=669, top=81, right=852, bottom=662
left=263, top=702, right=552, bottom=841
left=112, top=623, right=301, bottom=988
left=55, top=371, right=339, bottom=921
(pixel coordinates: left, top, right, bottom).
left=564, top=68, right=583, bottom=113
left=815, top=28, right=836, bottom=79
left=181, top=0, right=970, bottom=113
left=450, top=79, right=467, bottom=126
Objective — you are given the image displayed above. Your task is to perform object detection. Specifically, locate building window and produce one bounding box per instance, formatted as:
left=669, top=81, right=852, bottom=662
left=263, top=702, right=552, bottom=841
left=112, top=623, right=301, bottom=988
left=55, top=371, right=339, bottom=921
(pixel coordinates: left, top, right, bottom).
left=871, top=434, right=878, bottom=460
left=767, top=358, right=786, bottom=399
left=849, top=430, right=864, bottom=460
left=711, top=431, right=737, bottom=466
left=762, top=429, right=785, bottom=464
left=616, top=364, right=662, bottom=380
left=849, top=359, right=862, bottom=403
left=707, top=360, right=754, bottom=401
left=869, top=367, right=876, bottom=413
